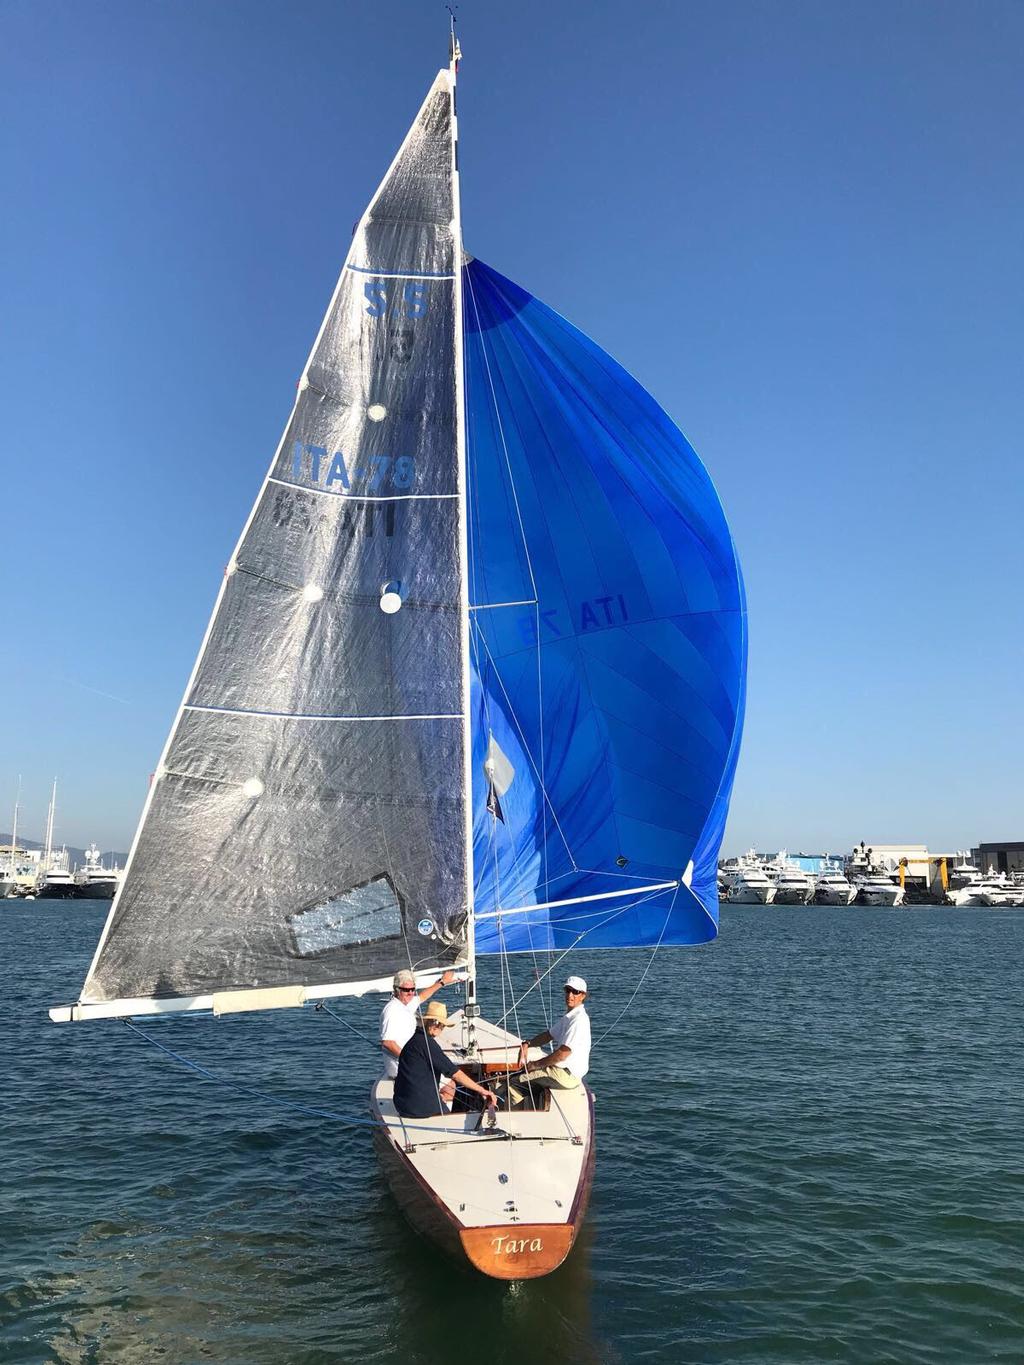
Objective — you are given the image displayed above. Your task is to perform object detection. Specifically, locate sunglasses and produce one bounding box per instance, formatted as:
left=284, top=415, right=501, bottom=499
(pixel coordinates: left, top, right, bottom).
left=397, top=986, right=416, bottom=994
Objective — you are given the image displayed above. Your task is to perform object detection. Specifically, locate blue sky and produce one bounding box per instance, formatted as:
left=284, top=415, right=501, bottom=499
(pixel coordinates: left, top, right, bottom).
left=2, top=0, right=1021, bottom=857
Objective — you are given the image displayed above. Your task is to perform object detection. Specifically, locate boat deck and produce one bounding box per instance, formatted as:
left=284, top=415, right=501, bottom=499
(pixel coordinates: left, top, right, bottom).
left=371, top=1009, right=593, bottom=1253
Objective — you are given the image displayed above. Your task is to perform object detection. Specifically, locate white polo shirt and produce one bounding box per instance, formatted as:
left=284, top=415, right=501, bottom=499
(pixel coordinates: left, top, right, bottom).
left=549, top=1004, right=591, bottom=1079
left=380, top=994, right=419, bottom=1078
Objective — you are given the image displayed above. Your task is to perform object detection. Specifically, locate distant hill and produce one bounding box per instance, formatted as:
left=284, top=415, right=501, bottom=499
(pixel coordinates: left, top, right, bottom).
left=0, top=833, right=129, bottom=870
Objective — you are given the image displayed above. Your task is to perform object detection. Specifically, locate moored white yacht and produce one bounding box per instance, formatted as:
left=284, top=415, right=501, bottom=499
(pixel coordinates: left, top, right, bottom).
left=976, top=872, right=1016, bottom=907
left=846, top=842, right=904, bottom=906
left=36, top=850, right=77, bottom=899
left=724, top=856, right=776, bottom=904
left=770, top=860, right=814, bottom=905
left=854, top=874, right=905, bottom=907
left=814, top=866, right=856, bottom=905
left=947, top=857, right=987, bottom=907
left=73, top=844, right=123, bottom=900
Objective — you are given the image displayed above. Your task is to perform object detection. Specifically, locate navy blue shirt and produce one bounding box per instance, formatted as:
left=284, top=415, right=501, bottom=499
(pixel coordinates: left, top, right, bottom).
left=393, top=1027, right=460, bottom=1118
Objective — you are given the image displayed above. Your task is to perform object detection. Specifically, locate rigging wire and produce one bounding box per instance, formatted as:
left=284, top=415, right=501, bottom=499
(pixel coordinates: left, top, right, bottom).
left=373, top=805, right=460, bottom=1136
left=593, top=887, right=678, bottom=1045
left=468, top=616, right=552, bottom=1033
left=465, top=264, right=558, bottom=1031
left=473, top=617, right=578, bottom=879
left=493, top=884, right=670, bottom=1028
left=464, top=267, right=577, bottom=886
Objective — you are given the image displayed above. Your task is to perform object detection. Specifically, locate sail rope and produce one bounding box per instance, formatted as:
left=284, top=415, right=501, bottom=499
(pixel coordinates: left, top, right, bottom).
left=314, top=1001, right=378, bottom=1047
left=121, top=1019, right=467, bottom=1137
left=493, top=884, right=670, bottom=1028
left=593, top=887, right=677, bottom=1045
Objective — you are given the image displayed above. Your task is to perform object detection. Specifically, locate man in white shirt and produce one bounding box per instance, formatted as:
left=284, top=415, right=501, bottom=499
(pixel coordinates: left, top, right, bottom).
left=507, top=975, right=591, bottom=1103
left=379, top=967, right=456, bottom=1079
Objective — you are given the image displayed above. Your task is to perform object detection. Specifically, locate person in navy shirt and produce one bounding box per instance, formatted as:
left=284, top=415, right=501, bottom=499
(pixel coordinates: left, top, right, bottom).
left=394, top=1001, right=498, bottom=1118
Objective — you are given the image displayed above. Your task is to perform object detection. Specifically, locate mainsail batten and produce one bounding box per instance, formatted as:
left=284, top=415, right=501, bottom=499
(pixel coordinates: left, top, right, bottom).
left=76, top=71, right=469, bottom=1011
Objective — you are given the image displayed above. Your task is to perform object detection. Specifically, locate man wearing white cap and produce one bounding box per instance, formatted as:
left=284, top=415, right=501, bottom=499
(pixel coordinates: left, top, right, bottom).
left=379, top=967, right=456, bottom=1080
left=508, top=975, right=591, bottom=1102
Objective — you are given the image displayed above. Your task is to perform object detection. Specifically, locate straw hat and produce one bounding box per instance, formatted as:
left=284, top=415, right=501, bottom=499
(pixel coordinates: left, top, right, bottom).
left=423, top=1000, right=448, bottom=1026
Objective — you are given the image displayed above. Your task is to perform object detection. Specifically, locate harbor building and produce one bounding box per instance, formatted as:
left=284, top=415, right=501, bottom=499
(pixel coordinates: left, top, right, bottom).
left=973, top=842, right=1024, bottom=875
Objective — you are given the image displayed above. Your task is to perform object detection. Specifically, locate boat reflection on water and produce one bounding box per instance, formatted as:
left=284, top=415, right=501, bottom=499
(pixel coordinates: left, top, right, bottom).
left=378, top=1193, right=612, bottom=1365
left=365, top=1162, right=614, bottom=1365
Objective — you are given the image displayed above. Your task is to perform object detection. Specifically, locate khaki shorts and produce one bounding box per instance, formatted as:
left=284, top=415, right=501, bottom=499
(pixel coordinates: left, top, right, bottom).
left=526, top=1065, right=580, bottom=1090
left=505, top=1065, right=580, bottom=1104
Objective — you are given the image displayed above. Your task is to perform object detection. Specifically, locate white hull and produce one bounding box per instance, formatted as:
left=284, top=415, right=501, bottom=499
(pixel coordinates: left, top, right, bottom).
left=856, top=886, right=905, bottom=907
left=371, top=1011, right=594, bottom=1280
left=952, top=889, right=989, bottom=907
left=773, top=887, right=813, bottom=905
left=989, top=885, right=1024, bottom=907
left=726, top=882, right=775, bottom=904
left=814, top=886, right=857, bottom=906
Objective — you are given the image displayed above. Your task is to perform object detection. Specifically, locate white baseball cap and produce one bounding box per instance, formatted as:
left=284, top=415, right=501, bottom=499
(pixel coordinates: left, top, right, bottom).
left=564, top=975, right=587, bottom=992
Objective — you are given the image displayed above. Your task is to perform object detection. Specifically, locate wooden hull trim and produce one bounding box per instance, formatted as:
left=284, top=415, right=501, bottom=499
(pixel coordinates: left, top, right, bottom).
left=460, top=1223, right=575, bottom=1279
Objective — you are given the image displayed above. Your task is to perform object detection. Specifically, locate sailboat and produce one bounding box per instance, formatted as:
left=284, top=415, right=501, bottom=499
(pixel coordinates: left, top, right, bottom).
left=50, top=33, right=747, bottom=1280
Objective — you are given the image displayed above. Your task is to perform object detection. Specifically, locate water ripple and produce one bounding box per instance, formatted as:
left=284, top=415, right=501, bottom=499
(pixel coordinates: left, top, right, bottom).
left=2, top=903, right=1023, bottom=1362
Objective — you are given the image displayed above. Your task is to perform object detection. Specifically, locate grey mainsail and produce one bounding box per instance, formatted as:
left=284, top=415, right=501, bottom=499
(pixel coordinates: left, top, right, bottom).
left=81, top=72, right=467, bottom=1007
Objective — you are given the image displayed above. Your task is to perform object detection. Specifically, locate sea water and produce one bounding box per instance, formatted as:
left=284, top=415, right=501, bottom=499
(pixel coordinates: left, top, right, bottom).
left=2, top=902, right=1022, bottom=1363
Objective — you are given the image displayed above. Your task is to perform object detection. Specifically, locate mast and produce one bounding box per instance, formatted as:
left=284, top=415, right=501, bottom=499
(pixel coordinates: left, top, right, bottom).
left=449, top=15, right=477, bottom=1045
left=8, top=775, right=20, bottom=878
left=43, top=778, right=56, bottom=872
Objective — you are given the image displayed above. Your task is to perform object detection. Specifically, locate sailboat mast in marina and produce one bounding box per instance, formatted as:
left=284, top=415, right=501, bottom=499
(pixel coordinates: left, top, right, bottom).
left=51, top=31, right=747, bottom=1280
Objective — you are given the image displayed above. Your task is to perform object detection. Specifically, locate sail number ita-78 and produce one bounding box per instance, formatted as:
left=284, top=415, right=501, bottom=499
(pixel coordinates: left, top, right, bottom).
left=291, top=441, right=416, bottom=493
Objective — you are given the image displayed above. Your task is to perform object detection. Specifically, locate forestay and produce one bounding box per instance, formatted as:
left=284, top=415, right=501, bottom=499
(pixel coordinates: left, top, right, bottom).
left=465, top=259, right=747, bottom=954
left=79, top=72, right=469, bottom=1009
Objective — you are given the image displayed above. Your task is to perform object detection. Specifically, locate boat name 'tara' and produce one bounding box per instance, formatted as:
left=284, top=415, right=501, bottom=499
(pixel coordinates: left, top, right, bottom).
left=491, top=1235, right=544, bottom=1254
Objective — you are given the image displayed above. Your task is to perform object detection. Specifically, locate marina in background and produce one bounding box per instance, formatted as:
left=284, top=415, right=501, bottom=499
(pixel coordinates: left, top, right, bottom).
left=2, top=780, right=124, bottom=899
left=4, top=793, right=1021, bottom=911
left=719, top=840, right=1024, bottom=907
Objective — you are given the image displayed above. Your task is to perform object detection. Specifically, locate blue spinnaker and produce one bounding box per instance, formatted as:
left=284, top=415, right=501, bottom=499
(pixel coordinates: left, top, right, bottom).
left=465, top=258, right=746, bottom=954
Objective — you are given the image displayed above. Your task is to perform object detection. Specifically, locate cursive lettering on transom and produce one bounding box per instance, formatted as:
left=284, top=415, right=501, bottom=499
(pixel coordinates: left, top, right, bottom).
left=491, top=1235, right=543, bottom=1255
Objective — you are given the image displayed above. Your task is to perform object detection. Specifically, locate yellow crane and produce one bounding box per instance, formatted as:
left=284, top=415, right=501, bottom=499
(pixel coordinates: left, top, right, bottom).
left=898, top=855, right=952, bottom=892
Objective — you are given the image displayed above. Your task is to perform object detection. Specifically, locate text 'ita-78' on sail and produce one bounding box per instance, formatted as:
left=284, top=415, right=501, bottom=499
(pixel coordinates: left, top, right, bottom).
left=51, top=35, right=747, bottom=1280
